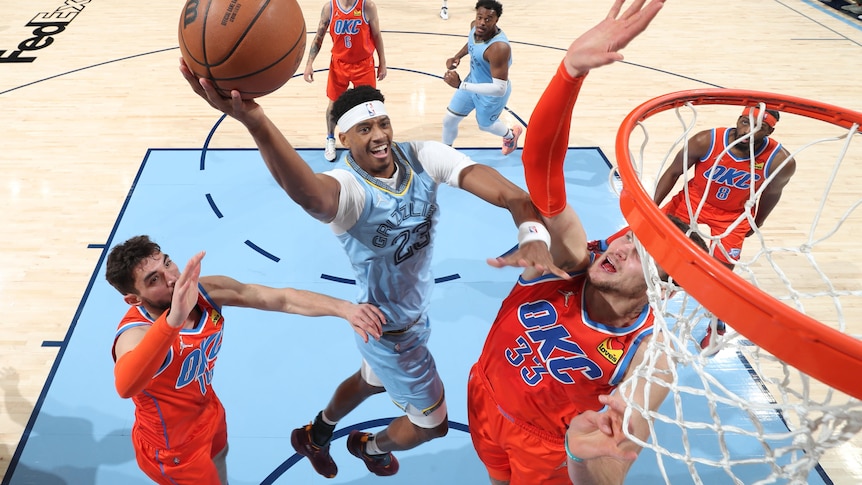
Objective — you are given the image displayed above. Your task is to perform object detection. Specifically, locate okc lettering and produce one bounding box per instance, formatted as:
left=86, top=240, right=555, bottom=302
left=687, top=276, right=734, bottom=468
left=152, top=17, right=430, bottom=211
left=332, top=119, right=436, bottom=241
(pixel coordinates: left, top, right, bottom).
left=702, top=165, right=761, bottom=189
left=176, top=330, right=223, bottom=395
left=506, top=300, right=603, bottom=386
left=333, top=19, right=362, bottom=35
left=0, top=0, right=91, bottom=63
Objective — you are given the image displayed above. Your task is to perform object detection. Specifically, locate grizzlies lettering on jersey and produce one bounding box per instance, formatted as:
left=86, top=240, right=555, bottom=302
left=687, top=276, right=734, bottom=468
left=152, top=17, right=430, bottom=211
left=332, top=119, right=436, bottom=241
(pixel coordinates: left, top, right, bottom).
left=465, top=26, right=511, bottom=84
left=476, top=272, right=654, bottom=437
left=329, top=0, right=375, bottom=64
left=113, top=284, right=224, bottom=448
left=336, top=142, right=439, bottom=329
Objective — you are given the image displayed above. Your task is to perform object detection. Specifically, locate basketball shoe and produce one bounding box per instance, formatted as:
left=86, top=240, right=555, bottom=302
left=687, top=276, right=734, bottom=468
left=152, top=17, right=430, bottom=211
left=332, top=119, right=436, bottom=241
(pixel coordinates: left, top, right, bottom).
left=501, top=125, right=523, bottom=155
left=699, top=319, right=727, bottom=352
left=347, top=430, right=399, bottom=476
left=324, top=136, right=337, bottom=162
left=291, top=424, right=338, bottom=478
left=439, top=6, right=448, bottom=19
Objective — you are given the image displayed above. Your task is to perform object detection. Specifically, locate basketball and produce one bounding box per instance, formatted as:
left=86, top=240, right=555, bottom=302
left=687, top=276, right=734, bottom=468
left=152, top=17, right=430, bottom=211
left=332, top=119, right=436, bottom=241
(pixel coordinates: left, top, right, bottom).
left=178, top=0, right=306, bottom=99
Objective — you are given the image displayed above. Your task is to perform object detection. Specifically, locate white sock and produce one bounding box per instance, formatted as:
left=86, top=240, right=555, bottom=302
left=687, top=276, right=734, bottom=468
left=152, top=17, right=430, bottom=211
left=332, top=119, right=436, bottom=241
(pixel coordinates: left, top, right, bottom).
left=320, top=411, right=338, bottom=426
left=365, top=434, right=385, bottom=455
left=481, top=119, right=511, bottom=138
left=442, top=111, right=464, bottom=145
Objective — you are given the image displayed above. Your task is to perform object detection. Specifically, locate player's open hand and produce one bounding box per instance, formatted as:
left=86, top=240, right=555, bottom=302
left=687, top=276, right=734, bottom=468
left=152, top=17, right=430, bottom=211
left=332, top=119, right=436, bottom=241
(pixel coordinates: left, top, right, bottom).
left=166, top=251, right=205, bottom=329
left=346, top=303, right=387, bottom=342
left=565, top=393, right=639, bottom=462
left=487, top=241, right=570, bottom=279
left=563, top=0, right=665, bottom=78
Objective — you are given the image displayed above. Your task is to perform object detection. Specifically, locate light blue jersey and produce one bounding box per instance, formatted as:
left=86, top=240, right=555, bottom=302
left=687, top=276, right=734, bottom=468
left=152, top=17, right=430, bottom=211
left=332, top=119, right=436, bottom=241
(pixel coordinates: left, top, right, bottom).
left=336, top=142, right=440, bottom=330
left=465, top=26, right=511, bottom=84
left=335, top=142, right=445, bottom=413
left=447, top=27, right=512, bottom=126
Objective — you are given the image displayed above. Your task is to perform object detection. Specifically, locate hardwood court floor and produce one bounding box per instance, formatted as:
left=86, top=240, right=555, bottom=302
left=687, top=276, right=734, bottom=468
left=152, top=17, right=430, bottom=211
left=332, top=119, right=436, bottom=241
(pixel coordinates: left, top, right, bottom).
left=1, top=0, right=861, bottom=482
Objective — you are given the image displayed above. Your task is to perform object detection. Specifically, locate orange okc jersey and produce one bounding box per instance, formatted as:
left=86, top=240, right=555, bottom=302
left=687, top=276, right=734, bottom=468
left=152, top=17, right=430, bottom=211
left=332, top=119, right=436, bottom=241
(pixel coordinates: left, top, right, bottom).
left=476, top=273, right=654, bottom=437
left=329, top=0, right=375, bottom=63
left=667, top=127, right=783, bottom=222
left=113, top=286, right=225, bottom=449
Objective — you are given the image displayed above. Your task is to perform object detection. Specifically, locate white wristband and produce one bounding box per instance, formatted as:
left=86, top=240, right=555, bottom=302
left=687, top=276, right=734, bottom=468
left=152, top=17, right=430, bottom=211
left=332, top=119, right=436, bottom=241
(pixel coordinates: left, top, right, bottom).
left=517, top=222, right=551, bottom=251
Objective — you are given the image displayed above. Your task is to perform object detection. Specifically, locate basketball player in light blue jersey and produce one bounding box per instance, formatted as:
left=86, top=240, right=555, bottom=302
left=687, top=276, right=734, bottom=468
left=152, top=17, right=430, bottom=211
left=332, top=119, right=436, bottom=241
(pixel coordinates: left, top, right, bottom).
left=180, top=66, right=566, bottom=476
left=442, top=0, right=522, bottom=156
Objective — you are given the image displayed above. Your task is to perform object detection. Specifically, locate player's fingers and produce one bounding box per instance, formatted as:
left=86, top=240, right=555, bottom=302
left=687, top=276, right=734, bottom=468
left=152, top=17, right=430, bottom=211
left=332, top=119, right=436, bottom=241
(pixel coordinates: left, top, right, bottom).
left=619, top=0, right=647, bottom=20
left=607, top=0, right=625, bottom=19
left=356, top=327, right=369, bottom=343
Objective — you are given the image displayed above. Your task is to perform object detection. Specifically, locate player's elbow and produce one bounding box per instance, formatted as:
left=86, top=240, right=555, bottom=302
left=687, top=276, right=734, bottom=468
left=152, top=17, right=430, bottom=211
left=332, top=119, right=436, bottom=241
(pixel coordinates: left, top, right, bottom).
left=115, top=381, right=141, bottom=399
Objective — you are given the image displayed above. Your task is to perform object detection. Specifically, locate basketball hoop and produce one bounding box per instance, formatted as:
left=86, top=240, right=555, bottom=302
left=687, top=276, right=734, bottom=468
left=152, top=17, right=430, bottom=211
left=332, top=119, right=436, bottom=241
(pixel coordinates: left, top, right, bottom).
left=614, top=88, right=862, bottom=484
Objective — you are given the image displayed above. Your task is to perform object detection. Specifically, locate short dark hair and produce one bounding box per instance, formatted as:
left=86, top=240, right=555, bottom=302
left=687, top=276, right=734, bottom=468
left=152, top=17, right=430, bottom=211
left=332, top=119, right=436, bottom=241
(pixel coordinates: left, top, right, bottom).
left=766, top=109, right=780, bottom=123
left=475, top=0, right=502, bottom=17
left=105, top=235, right=161, bottom=295
left=330, top=85, right=386, bottom=127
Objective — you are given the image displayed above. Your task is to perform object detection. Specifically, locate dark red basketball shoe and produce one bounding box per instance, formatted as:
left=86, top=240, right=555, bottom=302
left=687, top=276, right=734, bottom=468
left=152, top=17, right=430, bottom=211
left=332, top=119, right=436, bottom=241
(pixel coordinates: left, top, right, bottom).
left=346, top=430, right=399, bottom=477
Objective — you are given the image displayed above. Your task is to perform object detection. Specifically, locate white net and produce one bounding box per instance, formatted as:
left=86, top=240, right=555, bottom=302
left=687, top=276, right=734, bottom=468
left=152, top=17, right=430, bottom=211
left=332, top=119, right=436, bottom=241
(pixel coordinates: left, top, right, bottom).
left=613, top=93, right=862, bottom=484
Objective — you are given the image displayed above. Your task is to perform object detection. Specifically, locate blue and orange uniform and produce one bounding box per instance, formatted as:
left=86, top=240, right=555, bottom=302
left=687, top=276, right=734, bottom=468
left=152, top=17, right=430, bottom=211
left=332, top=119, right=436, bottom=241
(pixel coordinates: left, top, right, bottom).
left=469, top=268, right=655, bottom=485
left=112, top=287, right=226, bottom=485
left=663, top=127, right=783, bottom=263
left=327, top=0, right=378, bottom=101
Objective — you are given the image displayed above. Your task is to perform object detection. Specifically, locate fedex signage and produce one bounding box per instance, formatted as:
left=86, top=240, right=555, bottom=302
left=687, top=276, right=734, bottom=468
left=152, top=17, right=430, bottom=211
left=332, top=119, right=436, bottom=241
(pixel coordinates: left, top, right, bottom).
left=0, top=0, right=92, bottom=64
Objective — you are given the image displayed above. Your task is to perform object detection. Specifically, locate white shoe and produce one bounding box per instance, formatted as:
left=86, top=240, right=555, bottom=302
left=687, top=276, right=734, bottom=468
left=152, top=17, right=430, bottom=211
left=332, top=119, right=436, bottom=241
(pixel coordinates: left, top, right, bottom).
left=324, top=137, right=336, bottom=162
left=439, top=6, right=448, bottom=20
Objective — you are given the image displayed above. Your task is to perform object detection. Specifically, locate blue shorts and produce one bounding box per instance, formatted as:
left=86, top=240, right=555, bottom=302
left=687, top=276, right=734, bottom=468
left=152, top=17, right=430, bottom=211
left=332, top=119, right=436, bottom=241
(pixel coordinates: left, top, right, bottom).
left=446, top=85, right=512, bottom=128
left=354, top=315, right=444, bottom=415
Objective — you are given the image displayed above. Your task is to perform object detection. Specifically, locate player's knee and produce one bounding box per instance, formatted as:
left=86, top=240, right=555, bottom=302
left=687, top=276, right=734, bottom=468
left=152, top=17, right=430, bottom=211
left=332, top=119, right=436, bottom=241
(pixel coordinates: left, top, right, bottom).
left=429, top=419, right=449, bottom=439
left=444, top=110, right=466, bottom=125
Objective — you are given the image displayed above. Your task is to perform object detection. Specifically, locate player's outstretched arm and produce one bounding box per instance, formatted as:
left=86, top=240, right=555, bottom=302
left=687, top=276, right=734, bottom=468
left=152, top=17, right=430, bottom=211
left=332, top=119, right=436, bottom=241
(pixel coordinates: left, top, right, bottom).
left=179, top=59, right=341, bottom=222
left=201, top=276, right=387, bottom=342
left=457, top=164, right=566, bottom=278
left=522, top=0, right=665, bottom=275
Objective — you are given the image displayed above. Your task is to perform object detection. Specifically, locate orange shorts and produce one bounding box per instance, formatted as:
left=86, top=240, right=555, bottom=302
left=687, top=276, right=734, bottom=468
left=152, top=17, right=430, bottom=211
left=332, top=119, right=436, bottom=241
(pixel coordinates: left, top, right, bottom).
left=467, top=364, right=571, bottom=485
left=663, top=199, right=748, bottom=264
left=133, top=404, right=228, bottom=485
left=327, top=56, right=377, bottom=101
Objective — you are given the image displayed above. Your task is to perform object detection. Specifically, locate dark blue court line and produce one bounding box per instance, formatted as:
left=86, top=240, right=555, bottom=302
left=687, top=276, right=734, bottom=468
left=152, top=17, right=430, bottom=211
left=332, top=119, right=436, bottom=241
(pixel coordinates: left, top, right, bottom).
left=244, top=240, right=280, bottom=262
left=320, top=273, right=462, bottom=285
left=260, top=418, right=470, bottom=485
left=1, top=149, right=153, bottom=485
left=733, top=349, right=834, bottom=484
left=198, top=114, right=228, bottom=171
left=87, top=243, right=106, bottom=249
left=205, top=193, right=224, bottom=218
left=40, top=341, right=63, bottom=347
left=798, top=0, right=862, bottom=39
left=0, top=47, right=178, bottom=96
left=434, top=274, right=461, bottom=283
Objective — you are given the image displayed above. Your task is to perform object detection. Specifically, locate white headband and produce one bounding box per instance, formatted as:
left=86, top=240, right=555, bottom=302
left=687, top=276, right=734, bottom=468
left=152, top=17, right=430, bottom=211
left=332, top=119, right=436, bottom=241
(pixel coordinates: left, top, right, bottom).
left=336, top=100, right=388, bottom=132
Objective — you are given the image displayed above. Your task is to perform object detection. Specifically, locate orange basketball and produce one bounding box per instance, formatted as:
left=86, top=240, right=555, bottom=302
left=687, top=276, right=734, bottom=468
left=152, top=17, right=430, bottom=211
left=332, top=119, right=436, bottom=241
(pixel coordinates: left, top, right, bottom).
left=178, top=0, right=306, bottom=99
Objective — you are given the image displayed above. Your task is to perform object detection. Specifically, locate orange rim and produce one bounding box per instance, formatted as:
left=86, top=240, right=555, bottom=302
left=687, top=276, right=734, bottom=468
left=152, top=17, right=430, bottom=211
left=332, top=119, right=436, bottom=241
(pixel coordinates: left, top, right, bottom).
left=615, top=88, right=862, bottom=399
